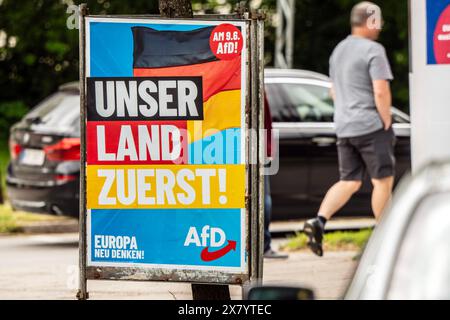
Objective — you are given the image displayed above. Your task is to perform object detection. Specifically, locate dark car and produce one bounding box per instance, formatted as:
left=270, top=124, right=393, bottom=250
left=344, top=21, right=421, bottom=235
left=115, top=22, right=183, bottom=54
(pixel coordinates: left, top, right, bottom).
left=6, top=69, right=411, bottom=219
left=265, top=69, right=411, bottom=220
left=6, top=82, right=80, bottom=217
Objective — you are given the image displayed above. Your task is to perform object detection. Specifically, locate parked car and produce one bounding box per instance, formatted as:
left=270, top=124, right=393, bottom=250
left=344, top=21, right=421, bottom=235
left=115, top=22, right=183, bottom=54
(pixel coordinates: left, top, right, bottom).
left=6, top=69, right=411, bottom=219
left=265, top=69, right=411, bottom=220
left=6, top=82, right=80, bottom=217
left=248, top=161, right=450, bottom=300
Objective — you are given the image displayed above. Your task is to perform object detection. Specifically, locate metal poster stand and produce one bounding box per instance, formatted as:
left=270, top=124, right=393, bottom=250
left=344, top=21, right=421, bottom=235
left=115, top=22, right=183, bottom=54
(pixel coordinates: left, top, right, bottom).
left=77, top=3, right=265, bottom=300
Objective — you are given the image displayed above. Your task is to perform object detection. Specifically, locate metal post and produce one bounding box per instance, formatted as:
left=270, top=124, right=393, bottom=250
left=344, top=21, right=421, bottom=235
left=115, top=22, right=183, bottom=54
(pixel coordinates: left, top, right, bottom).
left=408, top=0, right=412, bottom=74
left=76, top=3, right=89, bottom=301
left=242, top=11, right=253, bottom=299
left=275, top=0, right=295, bottom=69
left=256, top=14, right=265, bottom=282
left=249, top=18, right=257, bottom=285
left=249, top=12, right=264, bottom=285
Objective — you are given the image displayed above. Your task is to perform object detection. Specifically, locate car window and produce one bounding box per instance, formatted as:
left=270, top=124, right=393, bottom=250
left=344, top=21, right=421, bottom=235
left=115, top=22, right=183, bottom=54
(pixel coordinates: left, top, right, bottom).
left=265, top=82, right=334, bottom=123
left=387, top=193, right=450, bottom=299
left=25, top=92, right=80, bottom=133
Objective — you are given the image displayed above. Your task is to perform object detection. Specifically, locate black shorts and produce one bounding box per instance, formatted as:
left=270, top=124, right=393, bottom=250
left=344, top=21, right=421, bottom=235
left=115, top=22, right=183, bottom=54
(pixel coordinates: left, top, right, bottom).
left=337, top=127, right=397, bottom=181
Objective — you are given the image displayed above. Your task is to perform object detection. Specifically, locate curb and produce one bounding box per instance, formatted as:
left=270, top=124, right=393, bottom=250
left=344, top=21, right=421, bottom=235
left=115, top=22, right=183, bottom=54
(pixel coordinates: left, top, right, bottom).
left=18, top=220, right=78, bottom=234
left=270, top=218, right=376, bottom=237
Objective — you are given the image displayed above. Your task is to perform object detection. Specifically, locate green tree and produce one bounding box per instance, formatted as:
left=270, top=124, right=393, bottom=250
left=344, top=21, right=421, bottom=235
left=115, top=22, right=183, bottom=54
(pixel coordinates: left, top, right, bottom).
left=179, top=0, right=410, bottom=110
left=0, top=0, right=161, bottom=140
left=284, top=0, right=409, bottom=110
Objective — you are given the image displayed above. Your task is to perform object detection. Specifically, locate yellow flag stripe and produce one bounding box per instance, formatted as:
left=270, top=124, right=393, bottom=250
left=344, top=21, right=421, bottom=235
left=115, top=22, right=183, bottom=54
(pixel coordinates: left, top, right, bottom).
left=188, top=89, right=241, bottom=144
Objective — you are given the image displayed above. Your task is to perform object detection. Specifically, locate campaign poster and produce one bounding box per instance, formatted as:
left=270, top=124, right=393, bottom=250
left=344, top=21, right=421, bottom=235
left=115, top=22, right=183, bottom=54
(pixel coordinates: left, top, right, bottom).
left=84, top=18, right=247, bottom=274
left=427, top=0, right=450, bottom=64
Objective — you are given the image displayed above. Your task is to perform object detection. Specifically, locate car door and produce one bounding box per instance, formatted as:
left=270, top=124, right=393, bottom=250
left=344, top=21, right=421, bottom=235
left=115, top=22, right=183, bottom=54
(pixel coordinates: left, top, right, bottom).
left=266, top=77, right=411, bottom=219
left=271, top=79, right=353, bottom=211
left=266, top=77, right=375, bottom=219
left=265, top=79, right=311, bottom=220
left=391, top=110, right=411, bottom=183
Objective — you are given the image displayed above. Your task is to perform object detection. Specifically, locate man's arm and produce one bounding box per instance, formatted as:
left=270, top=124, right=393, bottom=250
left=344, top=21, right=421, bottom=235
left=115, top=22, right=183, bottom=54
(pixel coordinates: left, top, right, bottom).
left=330, top=84, right=336, bottom=101
left=373, top=79, right=392, bottom=130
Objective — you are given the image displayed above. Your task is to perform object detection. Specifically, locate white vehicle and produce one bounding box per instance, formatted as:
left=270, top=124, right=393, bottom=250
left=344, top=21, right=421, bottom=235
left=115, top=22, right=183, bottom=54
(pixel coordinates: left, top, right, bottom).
left=248, top=161, right=450, bottom=300
left=346, top=161, right=450, bottom=299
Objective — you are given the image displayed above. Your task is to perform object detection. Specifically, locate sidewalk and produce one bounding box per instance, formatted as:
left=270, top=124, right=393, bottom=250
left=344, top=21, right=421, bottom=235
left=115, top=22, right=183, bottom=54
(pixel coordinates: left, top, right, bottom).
left=87, top=251, right=358, bottom=300
left=0, top=233, right=358, bottom=300
left=263, top=250, right=358, bottom=299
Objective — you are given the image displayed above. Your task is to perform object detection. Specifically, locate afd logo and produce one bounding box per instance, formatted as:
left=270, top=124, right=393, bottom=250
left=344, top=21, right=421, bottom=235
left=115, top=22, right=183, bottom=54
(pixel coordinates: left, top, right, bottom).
left=184, top=225, right=237, bottom=262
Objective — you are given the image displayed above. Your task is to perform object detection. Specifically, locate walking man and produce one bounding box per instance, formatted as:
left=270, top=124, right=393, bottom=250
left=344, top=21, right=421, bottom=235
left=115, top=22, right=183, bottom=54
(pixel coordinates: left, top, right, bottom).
left=304, top=1, right=396, bottom=257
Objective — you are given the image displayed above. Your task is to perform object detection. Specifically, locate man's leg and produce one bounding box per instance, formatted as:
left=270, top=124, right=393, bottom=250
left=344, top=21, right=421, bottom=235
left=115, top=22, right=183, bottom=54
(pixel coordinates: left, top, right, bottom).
left=303, top=180, right=361, bottom=257
left=371, top=176, right=394, bottom=220
left=360, top=128, right=396, bottom=220
left=304, top=137, right=364, bottom=257
left=318, top=180, right=363, bottom=220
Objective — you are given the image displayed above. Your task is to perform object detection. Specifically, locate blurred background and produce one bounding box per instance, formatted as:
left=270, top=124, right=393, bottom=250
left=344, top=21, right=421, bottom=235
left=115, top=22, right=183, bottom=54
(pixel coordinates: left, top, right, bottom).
left=5, top=0, right=450, bottom=302
left=0, top=0, right=409, bottom=187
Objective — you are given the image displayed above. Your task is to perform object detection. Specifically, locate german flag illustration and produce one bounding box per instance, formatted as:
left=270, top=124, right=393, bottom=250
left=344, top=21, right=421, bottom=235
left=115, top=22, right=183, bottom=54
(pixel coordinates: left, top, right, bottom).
left=132, top=26, right=242, bottom=164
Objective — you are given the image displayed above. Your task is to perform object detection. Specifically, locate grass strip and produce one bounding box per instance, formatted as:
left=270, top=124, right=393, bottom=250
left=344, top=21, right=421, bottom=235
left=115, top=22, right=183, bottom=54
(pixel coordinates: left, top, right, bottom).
left=281, top=229, right=373, bottom=252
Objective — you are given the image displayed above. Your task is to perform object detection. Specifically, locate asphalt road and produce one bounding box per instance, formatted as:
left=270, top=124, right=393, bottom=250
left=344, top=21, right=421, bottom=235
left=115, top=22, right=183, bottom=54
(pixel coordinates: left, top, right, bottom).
left=0, top=233, right=358, bottom=300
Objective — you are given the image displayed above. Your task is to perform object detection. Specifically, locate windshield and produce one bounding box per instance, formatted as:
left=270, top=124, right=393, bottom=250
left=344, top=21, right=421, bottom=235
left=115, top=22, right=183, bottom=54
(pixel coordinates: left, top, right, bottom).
left=24, top=92, right=80, bottom=133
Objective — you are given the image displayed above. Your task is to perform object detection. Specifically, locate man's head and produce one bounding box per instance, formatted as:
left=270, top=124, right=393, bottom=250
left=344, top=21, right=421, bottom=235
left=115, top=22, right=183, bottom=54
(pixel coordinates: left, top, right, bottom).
left=350, top=1, right=384, bottom=40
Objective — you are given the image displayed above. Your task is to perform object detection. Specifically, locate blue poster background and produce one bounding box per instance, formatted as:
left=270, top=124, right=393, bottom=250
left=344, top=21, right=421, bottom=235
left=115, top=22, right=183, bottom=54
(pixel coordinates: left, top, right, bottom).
left=90, top=209, right=243, bottom=267
left=87, top=19, right=246, bottom=270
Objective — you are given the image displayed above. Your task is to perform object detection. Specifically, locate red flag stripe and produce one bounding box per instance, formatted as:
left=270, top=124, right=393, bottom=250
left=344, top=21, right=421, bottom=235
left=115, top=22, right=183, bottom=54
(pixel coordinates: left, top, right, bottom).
left=134, top=57, right=241, bottom=102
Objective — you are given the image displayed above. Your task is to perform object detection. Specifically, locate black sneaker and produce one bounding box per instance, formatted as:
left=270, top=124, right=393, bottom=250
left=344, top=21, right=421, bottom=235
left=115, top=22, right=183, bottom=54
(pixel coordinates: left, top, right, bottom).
left=303, top=219, right=324, bottom=257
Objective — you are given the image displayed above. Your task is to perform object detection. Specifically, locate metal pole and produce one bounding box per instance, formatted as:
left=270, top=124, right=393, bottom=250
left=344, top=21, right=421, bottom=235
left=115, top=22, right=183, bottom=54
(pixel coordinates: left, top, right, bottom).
left=76, top=3, right=89, bottom=301
left=242, top=11, right=253, bottom=299
left=275, top=0, right=295, bottom=69
left=249, top=14, right=265, bottom=285
left=256, top=14, right=265, bottom=282
left=286, top=0, right=295, bottom=69
left=408, top=0, right=412, bottom=74
left=275, top=0, right=285, bottom=68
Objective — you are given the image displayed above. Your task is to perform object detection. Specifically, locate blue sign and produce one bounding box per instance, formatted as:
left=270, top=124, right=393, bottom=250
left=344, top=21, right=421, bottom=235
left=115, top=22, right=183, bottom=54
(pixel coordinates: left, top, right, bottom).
left=89, top=209, right=244, bottom=268
left=85, top=17, right=248, bottom=274
left=427, top=0, right=450, bottom=64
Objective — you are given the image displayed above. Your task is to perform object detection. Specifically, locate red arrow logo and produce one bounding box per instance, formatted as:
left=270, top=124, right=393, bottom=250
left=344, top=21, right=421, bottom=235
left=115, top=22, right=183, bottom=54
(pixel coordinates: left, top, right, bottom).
left=200, top=240, right=237, bottom=262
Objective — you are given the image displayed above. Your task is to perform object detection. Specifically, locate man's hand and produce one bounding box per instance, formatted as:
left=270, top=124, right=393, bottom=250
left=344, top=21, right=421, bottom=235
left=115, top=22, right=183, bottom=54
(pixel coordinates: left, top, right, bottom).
left=383, top=116, right=392, bottom=130
left=330, top=84, right=336, bottom=101
left=373, top=79, right=392, bottom=130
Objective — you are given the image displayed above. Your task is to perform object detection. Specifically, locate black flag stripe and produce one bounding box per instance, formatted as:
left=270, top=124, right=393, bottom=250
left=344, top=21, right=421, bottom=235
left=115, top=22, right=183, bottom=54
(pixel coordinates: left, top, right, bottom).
left=132, top=26, right=218, bottom=69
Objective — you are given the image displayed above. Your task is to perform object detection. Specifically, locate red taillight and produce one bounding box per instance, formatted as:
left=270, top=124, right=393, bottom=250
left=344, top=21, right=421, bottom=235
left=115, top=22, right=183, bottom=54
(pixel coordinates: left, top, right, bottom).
left=55, top=174, right=78, bottom=182
left=9, top=139, right=22, bottom=160
left=44, top=138, right=81, bottom=161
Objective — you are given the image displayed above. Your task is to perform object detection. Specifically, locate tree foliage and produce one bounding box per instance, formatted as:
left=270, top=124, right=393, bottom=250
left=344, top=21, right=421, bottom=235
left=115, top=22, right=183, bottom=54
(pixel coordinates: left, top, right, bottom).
left=159, top=0, right=193, bottom=17
left=288, top=0, right=409, bottom=110
left=0, top=0, right=409, bottom=141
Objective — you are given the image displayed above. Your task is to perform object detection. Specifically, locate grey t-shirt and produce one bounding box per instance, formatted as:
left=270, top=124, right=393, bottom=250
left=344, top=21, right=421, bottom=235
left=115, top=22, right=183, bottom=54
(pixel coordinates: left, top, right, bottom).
left=330, top=35, right=394, bottom=138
